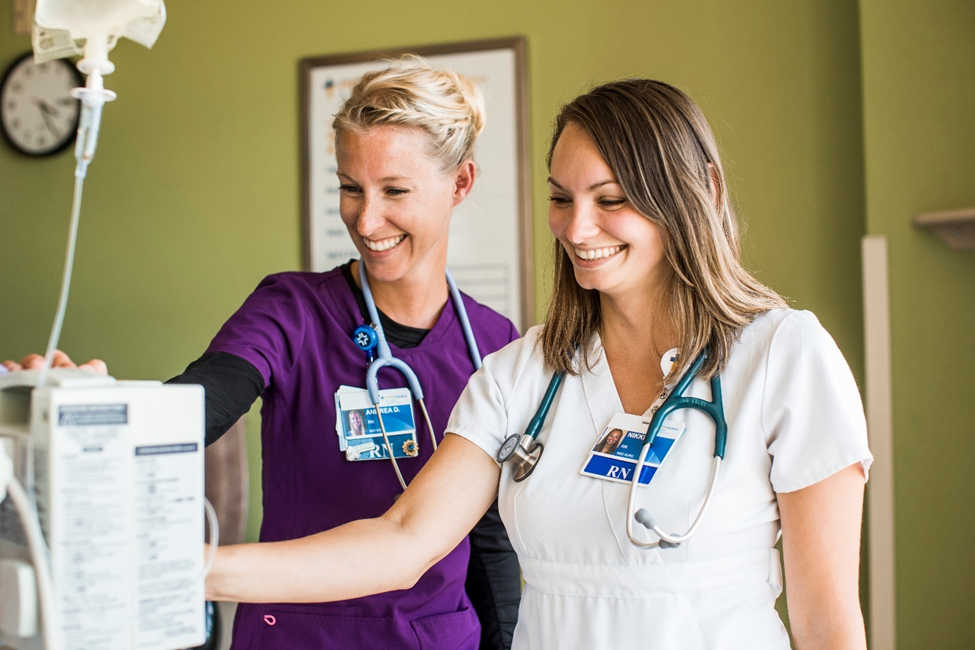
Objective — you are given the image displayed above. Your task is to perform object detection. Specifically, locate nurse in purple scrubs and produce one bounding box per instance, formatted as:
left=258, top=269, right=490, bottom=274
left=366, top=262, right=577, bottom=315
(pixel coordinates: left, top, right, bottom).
left=191, top=56, right=522, bottom=650
left=5, top=57, right=521, bottom=650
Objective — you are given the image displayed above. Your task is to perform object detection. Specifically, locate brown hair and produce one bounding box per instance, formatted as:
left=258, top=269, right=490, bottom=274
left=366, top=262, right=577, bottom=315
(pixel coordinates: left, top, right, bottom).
left=541, top=79, right=786, bottom=381
left=332, top=55, right=485, bottom=171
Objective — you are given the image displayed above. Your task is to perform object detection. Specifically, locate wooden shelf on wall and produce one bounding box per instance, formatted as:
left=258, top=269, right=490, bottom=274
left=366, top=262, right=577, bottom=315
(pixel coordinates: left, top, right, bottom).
left=913, top=208, right=975, bottom=250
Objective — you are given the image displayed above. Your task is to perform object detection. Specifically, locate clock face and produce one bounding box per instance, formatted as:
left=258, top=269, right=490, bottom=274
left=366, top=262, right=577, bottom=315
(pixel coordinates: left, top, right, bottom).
left=1, top=53, right=82, bottom=156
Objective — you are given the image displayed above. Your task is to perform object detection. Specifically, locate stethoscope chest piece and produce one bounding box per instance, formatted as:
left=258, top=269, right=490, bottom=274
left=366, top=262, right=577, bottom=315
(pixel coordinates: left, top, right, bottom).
left=497, top=370, right=565, bottom=482
left=497, top=434, right=522, bottom=462
left=497, top=433, right=544, bottom=482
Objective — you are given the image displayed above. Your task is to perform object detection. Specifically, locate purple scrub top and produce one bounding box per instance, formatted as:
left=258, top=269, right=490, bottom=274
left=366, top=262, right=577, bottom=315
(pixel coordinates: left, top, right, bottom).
left=206, top=268, right=519, bottom=650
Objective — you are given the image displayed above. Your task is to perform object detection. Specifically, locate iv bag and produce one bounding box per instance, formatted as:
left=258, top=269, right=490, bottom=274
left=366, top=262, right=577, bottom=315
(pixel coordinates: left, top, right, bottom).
left=32, top=0, right=166, bottom=63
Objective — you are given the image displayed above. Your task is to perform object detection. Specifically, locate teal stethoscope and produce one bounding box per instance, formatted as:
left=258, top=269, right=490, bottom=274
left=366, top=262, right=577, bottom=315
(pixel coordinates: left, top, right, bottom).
left=352, top=261, right=482, bottom=491
left=497, top=347, right=727, bottom=549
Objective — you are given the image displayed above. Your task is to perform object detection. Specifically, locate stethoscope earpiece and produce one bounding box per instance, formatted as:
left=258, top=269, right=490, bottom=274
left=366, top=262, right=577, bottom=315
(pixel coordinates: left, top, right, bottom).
left=634, top=509, right=682, bottom=549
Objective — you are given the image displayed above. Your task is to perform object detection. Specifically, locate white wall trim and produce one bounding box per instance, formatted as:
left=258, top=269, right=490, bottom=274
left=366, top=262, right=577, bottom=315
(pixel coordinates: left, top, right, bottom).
left=862, top=235, right=896, bottom=649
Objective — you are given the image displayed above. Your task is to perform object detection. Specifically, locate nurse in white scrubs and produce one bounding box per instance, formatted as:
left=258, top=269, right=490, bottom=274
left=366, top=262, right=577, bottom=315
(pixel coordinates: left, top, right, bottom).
left=208, top=78, right=872, bottom=650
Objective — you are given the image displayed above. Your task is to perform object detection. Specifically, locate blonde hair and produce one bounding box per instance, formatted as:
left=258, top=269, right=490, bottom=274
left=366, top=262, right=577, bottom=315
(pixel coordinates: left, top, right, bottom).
left=541, top=79, right=786, bottom=381
left=332, top=55, right=486, bottom=171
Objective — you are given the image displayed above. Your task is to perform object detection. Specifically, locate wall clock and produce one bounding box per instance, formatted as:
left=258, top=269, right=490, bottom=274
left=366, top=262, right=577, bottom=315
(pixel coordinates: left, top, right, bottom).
left=1, top=52, right=83, bottom=157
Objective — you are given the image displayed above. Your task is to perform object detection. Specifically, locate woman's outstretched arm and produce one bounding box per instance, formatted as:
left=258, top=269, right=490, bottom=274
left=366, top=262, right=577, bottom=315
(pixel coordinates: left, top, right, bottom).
left=778, top=463, right=867, bottom=650
left=206, top=433, right=503, bottom=603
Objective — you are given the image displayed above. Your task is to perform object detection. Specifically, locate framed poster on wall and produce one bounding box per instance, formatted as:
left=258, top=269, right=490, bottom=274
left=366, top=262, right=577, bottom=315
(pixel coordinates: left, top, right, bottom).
left=300, top=37, right=532, bottom=331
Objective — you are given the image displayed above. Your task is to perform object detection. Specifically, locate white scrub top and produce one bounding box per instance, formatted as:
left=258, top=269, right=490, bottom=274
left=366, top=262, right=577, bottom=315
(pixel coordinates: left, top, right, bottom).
left=447, top=309, right=872, bottom=649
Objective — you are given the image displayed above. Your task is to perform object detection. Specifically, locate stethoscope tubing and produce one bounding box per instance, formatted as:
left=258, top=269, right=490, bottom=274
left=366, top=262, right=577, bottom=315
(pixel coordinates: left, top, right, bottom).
left=359, top=261, right=427, bottom=403
left=446, top=268, right=482, bottom=371
left=495, top=340, right=730, bottom=550
left=525, top=371, right=565, bottom=442
left=357, top=261, right=481, bottom=491
left=627, top=454, right=723, bottom=548
left=624, top=350, right=727, bottom=549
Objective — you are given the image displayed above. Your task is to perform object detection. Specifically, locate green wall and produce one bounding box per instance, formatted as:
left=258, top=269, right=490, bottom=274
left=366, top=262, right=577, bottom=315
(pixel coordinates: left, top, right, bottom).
left=860, top=1, right=975, bottom=647
left=1, top=0, right=871, bottom=638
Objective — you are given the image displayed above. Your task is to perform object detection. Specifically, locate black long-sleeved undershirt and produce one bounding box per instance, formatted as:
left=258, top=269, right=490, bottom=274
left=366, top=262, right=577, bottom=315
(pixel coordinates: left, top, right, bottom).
left=168, top=264, right=520, bottom=649
left=166, top=352, right=264, bottom=446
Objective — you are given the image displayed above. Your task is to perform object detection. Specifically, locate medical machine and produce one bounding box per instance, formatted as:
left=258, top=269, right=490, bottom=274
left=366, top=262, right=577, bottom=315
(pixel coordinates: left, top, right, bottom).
left=0, top=370, right=206, bottom=650
left=0, top=2, right=214, bottom=649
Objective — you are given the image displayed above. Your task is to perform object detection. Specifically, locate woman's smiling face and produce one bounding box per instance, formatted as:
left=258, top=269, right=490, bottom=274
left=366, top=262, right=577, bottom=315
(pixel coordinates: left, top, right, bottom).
left=336, top=125, right=472, bottom=286
left=547, top=122, right=669, bottom=302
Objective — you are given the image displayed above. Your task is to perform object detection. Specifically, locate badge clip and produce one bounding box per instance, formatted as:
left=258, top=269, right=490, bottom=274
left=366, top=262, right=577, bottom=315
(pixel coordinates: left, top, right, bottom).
left=353, top=324, right=378, bottom=363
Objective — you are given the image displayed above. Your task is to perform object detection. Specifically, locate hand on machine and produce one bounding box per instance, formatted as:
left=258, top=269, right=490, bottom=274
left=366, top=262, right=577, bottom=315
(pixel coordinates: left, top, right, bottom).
left=2, top=350, right=107, bottom=375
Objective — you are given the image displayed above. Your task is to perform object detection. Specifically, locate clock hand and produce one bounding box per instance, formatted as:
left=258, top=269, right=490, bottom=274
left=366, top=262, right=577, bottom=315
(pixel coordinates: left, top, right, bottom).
left=36, top=104, right=62, bottom=140
left=32, top=98, right=62, bottom=118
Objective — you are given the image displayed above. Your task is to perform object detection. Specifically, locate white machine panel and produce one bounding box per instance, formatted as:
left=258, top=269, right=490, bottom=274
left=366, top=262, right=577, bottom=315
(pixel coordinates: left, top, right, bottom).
left=0, top=370, right=206, bottom=650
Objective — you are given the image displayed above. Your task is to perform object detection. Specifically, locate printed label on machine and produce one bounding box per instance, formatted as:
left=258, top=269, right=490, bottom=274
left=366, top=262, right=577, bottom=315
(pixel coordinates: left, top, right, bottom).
left=334, top=386, right=419, bottom=461
left=580, top=413, right=685, bottom=485
left=134, top=442, right=203, bottom=649
left=58, top=403, right=128, bottom=426
left=37, top=387, right=206, bottom=650
left=51, top=405, right=132, bottom=650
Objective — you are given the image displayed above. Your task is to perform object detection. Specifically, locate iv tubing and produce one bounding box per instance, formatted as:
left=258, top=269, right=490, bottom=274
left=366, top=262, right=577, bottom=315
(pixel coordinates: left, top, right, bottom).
left=6, top=476, right=59, bottom=649
left=36, top=172, right=86, bottom=388
left=37, top=64, right=112, bottom=388
left=197, top=497, right=220, bottom=581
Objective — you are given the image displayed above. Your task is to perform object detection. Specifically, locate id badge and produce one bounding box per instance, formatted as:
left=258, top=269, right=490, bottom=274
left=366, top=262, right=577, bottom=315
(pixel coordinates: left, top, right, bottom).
left=580, top=413, right=685, bottom=485
left=334, top=385, right=419, bottom=461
